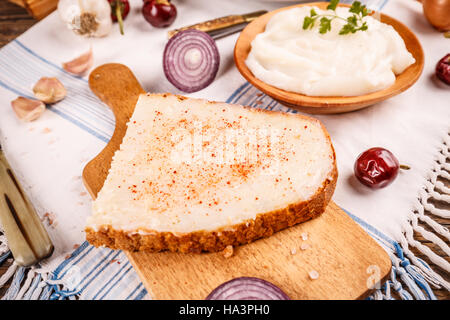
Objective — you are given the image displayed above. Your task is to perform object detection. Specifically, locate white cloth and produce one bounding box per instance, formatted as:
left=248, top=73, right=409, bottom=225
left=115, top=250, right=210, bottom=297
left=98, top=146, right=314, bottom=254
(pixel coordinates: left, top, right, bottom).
left=0, top=0, right=448, bottom=272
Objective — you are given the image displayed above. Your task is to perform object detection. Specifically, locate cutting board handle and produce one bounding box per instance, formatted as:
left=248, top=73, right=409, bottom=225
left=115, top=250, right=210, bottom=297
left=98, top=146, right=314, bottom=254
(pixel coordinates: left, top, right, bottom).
left=89, top=63, right=145, bottom=124
left=83, top=63, right=146, bottom=198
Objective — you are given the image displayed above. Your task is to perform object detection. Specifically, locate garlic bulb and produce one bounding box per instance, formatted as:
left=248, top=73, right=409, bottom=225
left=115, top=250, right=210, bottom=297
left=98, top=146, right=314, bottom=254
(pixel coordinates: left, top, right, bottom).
left=58, top=0, right=112, bottom=37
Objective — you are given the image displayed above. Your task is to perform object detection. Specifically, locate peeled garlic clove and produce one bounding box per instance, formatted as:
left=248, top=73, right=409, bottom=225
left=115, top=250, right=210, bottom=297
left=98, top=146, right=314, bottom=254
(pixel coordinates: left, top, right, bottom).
left=33, top=77, right=67, bottom=103
left=11, top=97, right=46, bottom=122
left=62, top=48, right=93, bottom=75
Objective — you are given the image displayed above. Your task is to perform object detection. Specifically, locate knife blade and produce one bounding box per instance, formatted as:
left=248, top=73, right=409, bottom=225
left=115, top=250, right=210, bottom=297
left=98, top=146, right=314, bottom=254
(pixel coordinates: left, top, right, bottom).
left=167, top=10, right=267, bottom=40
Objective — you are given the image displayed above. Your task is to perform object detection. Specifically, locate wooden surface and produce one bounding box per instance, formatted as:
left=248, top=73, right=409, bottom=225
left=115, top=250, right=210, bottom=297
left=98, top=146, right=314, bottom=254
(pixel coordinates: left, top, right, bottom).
left=83, top=63, right=391, bottom=300
left=0, top=0, right=448, bottom=300
left=234, top=2, right=424, bottom=114
left=7, top=0, right=58, bottom=20
left=0, top=0, right=36, bottom=48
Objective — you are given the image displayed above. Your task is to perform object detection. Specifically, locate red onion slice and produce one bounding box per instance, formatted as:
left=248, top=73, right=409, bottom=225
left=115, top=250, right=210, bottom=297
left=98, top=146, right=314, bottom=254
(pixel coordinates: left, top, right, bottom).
left=206, top=277, right=290, bottom=300
left=163, top=29, right=220, bottom=93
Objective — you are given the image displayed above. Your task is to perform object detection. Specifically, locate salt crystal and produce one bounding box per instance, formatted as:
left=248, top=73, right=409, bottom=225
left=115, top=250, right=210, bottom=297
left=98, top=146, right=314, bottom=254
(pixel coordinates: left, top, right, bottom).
left=300, top=243, right=310, bottom=250
left=301, top=232, right=308, bottom=241
left=309, top=270, right=319, bottom=280
left=290, top=248, right=297, bottom=255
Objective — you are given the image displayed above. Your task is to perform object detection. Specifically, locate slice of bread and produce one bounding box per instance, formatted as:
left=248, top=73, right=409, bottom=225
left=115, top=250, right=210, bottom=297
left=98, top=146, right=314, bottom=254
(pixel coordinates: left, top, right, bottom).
left=86, top=93, right=337, bottom=253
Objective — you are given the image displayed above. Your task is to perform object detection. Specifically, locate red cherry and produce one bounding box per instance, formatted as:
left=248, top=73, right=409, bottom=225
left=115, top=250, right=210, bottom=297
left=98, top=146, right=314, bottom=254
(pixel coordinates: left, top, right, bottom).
left=142, top=0, right=177, bottom=28
left=436, top=53, right=450, bottom=85
left=354, top=147, right=400, bottom=189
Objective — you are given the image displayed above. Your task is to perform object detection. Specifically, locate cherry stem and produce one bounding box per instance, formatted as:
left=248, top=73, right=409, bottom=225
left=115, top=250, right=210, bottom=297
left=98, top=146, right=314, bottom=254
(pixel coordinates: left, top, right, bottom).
left=400, top=164, right=411, bottom=170
left=115, top=2, right=124, bottom=35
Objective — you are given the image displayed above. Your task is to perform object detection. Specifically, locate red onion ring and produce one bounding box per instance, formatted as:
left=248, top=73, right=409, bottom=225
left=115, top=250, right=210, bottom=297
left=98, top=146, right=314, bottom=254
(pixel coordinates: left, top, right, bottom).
left=205, top=277, right=290, bottom=300
left=163, top=29, right=220, bottom=93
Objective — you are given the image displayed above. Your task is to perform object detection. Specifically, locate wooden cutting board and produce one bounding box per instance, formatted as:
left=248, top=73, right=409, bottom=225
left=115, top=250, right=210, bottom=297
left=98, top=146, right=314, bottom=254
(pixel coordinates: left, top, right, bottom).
left=82, top=63, right=391, bottom=300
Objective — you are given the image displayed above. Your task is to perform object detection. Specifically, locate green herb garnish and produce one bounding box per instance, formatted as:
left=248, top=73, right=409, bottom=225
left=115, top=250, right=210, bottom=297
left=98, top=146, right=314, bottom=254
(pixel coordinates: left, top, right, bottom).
left=302, top=0, right=370, bottom=35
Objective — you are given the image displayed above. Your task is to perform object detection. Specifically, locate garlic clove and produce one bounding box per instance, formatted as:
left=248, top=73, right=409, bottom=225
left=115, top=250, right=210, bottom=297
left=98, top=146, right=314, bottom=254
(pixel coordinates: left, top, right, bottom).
left=11, top=97, right=46, bottom=122
left=62, top=48, right=93, bottom=75
left=33, top=77, right=67, bottom=104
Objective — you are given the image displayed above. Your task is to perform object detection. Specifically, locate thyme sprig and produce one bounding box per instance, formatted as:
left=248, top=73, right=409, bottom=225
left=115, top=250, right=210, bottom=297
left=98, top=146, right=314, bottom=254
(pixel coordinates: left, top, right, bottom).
left=302, top=0, right=370, bottom=35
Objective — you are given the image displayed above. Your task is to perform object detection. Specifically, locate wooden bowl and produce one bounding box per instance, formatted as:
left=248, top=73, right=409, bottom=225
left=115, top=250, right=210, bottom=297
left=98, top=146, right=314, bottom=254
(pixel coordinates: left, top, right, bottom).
left=234, top=2, right=424, bottom=114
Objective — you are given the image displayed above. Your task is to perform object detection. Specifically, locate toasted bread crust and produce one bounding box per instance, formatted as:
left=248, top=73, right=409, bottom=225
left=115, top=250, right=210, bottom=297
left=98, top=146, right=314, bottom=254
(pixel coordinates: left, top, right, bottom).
left=86, top=162, right=337, bottom=253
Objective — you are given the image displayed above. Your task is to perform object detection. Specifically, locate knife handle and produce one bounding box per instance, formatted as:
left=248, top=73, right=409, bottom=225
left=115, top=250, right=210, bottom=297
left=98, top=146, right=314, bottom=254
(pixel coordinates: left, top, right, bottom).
left=167, top=10, right=267, bottom=39
left=0, top=151, right=53, bottom=266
